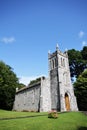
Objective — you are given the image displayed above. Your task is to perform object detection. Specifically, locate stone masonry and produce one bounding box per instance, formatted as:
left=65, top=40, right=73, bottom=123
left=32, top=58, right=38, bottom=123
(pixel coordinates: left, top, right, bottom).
left=13, top=45, right=78, bottom=112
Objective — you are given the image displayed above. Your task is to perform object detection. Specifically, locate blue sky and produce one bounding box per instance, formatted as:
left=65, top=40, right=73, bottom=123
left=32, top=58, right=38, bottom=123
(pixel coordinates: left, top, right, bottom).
left=0, top=0, right=87, bottom=85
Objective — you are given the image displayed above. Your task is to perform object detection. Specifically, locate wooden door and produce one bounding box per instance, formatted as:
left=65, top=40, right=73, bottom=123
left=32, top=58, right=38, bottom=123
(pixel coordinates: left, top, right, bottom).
left=65, top=93, right=70, bottom=111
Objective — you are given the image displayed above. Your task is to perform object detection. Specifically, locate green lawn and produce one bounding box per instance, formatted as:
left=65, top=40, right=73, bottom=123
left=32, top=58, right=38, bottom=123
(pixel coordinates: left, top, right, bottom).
left=0, top=109, right=46, bottom=119
left=0, top=110, right=87, bottom=130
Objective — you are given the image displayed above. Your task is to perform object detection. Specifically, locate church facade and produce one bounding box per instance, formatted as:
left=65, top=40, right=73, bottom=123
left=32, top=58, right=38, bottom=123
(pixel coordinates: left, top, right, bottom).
left=13, top=46, right=78, bottom=112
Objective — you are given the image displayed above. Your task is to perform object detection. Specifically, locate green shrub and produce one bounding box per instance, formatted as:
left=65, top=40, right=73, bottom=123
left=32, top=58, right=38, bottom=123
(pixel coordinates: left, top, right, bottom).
left=48, top=110, right=58, bottom=119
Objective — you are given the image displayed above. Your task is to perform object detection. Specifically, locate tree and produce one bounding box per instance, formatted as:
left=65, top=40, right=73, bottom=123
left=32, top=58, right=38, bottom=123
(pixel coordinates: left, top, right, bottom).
left=74, top=69, right=87, bottom=110
left=18, top=83, right=26, bottom=89
left=81, top=46, right=87, bottom=60
left=68, top=47, right=87, bottom=80
left=29, top=76, right=45, bottom=86
left=0, top=61, right=19, bottom=110
left=29, top=77, right=41, bottom=86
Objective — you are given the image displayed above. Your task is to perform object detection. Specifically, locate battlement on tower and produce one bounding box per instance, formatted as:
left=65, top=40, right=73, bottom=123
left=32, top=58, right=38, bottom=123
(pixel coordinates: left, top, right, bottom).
left=48, top=47, right=68, bottom=59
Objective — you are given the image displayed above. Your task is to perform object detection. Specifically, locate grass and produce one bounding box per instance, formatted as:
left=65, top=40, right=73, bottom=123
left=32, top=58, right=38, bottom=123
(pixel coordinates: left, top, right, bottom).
left=0, top=110, right=87, bottom=130
left=0, top=109, right=46, bottom=119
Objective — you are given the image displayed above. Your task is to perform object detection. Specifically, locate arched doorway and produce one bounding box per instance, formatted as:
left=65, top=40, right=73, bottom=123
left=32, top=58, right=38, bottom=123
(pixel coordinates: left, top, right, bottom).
left=65, top=93, right=70, bottom=111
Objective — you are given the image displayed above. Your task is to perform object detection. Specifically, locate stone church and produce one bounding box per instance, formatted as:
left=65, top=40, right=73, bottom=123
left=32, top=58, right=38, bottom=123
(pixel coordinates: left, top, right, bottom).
left=13, top=45, right=78, bottom=112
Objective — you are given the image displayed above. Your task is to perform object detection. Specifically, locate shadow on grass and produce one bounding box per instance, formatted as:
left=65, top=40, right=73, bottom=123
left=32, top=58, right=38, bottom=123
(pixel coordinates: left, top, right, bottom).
left=0, top=114, right=47, bottom=120
left=78, top=127, right=87, bottom=130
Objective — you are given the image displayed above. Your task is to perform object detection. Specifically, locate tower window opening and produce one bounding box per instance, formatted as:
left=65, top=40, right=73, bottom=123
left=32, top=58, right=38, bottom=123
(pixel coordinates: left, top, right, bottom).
left=50, top=61, right=52, bottom=70
left=55, top=58, right=57, bottom=67
left=61, top=58, right=65, bottom=67
left=63, top=59, right=65, bottom=67
left=61, top=58, right=63, bottom=66
left=52, top=60, right=54, bottom=69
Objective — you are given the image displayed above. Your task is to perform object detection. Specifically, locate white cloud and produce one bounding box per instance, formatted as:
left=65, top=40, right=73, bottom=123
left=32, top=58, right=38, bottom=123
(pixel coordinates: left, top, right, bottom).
left=82, top=41, right=87, bottom=46
left=19, top=75, right=45, bottom=86
left=78, top=31, right=85, bottom=38
left=1, top=37, right=16, bottom=44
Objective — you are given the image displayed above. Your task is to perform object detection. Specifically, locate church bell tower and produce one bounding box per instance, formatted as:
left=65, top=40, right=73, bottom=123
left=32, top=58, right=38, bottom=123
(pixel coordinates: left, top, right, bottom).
left=48, top=45, right=78, bottom=111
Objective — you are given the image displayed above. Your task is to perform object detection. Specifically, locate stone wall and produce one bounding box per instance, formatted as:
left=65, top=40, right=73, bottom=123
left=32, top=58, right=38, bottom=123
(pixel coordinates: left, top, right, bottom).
left=13, top=82, right=41, bottom=112
left=40, top=77, right=51, bottom=112
left=48, top=48, right=78, bottom=112
left=58, top=51, right=78, bottom=111
left=50, top=68, right=60, bottom=111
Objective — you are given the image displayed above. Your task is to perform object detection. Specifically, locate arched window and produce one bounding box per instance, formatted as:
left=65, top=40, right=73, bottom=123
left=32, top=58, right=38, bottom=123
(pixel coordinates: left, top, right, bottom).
left=55, top=58, right=57, bottom=67
left=61, top=57, right=63, bottom=66
left=63, top=59, right=65, bottom=67
left=52, top=60, right=54, bottom=69
left=50, top=61, right=52, bottom=70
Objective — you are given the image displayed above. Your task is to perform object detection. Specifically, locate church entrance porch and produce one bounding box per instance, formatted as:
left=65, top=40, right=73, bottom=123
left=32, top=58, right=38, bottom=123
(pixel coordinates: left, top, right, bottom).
left=65, top=93, right=70, bottom=111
